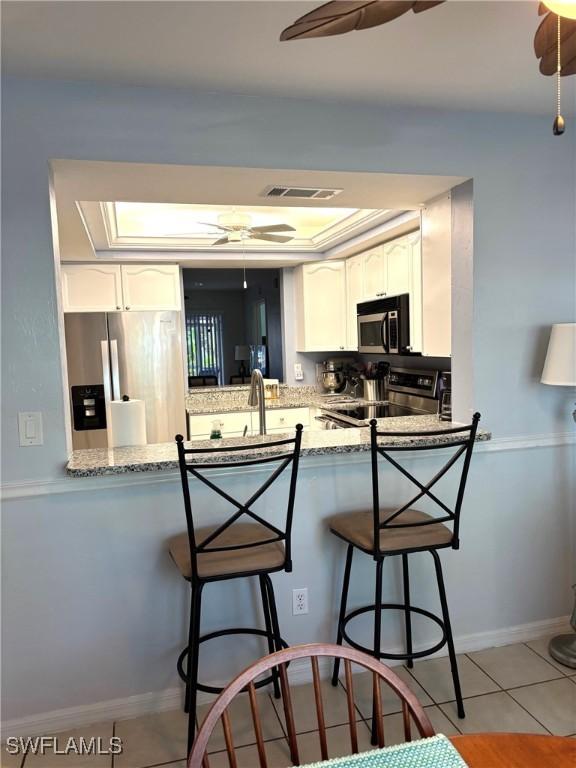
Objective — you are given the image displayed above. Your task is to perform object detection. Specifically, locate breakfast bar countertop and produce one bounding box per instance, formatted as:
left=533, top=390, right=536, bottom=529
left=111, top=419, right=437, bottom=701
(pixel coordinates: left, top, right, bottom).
left=66, top=415, right=491, bottom=477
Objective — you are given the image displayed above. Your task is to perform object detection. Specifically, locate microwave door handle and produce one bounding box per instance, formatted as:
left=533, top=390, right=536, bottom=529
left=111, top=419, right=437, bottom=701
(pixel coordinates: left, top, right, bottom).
left=381, top=312, right=389, bottom=353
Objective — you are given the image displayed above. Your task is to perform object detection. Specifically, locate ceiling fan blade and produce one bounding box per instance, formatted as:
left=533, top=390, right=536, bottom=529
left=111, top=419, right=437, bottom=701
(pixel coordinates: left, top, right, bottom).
left=212, top=236, right=231, bottom=246
left=250, top=223, right=296, bottom=233
left=413, top=1, right=445, bottom=12
left=535, top=13, right=576, bottom=57
left=249, top=233, right=294, bottom=243
left=280, top=1, right=418, bottom=41
left=197, top=221, right=232, bottom=232
left=537, top=17, right=576, bottom=74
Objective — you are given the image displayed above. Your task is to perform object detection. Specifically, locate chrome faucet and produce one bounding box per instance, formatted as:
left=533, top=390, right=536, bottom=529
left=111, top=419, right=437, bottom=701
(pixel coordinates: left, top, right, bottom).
left=248, top=368, right=267, bottom=435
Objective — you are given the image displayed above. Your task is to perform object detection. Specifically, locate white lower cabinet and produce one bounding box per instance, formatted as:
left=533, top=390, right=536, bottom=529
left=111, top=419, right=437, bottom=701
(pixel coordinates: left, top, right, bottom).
left=266, top=407, right=310, bottom=433
left=188, top=411, right=252, bottom=439
left=188, top=407, right=310, bottom=439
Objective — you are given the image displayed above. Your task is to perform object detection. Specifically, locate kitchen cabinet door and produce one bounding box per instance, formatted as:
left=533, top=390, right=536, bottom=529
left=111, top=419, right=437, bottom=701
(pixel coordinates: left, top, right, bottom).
left=188, top=411, right=252, bottom=438
left=361, top=246, right=387, bottom=300
left=295, top=261, right=347, bottom=352
left=345, top=255, right=363, bottom=350
left=384, top=233, right=423, bottom=353
left=61, top=264, right=123, bottom=312
left=384, top=237, right=411, bottom=297
left=421, top=194, right=451, bottom=357
left=266, top=407, right=310, bottom=432
left=406, top=233, right=423, bottom=353
left=121, top=265, right=181, bottom=311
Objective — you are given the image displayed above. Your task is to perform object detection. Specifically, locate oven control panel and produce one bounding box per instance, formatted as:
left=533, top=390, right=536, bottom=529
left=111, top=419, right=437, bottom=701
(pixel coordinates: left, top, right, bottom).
left=388, top=368, right=439, bottom=398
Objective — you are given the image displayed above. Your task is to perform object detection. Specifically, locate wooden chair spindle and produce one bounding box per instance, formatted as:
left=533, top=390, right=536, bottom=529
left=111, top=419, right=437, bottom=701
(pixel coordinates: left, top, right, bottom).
left=221, top=709, right=238, bottom=768
left=247, top=681, right=268, bottom=768
left=343, top=659, right=359, bottom=754
left=402, top=700, right=411, bottom=742
left=279, top=663, right=300, bottom=766
left=311, top=656, right=328, bottom=760
left=373, top=671, right=385, bottom=748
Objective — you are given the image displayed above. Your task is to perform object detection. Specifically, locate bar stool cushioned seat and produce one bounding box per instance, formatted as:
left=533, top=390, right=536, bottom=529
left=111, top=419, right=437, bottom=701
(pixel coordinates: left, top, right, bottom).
left=328, top=509, right=454, bottom=554
left=168, top=523, right=286, bottom=580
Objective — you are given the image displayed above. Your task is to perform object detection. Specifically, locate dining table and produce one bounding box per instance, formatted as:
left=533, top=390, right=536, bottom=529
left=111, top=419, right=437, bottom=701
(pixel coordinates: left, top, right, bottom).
left=450, top=732, right=576, bottom=767
left=296, top=733, right=576, bottom=768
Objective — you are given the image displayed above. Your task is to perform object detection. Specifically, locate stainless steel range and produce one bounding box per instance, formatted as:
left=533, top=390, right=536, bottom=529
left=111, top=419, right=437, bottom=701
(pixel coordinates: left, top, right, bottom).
left=317, top=367, right=440, bottom=429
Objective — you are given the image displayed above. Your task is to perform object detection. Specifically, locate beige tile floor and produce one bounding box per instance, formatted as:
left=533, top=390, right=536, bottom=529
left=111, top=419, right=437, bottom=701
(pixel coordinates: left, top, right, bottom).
left=3, top=637, right=575, bottom=768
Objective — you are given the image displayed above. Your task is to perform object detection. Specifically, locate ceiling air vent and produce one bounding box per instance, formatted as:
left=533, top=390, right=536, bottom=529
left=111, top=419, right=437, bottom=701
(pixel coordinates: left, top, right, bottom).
left=261, top=185, right=343, bottom=201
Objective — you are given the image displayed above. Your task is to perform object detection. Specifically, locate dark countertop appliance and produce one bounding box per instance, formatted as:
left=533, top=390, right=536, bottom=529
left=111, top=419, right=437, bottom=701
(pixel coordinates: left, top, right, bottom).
left=318, top=366, right=439, bottom=429
left=357, top=294, right=411, bottom=355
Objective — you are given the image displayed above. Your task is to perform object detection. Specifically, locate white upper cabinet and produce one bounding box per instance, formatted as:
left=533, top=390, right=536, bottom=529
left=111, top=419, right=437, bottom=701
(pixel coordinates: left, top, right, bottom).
left=61, top=264, right=123, bottom=312
left=295, top=261, right=348, bottom=352
left=120, top=265, right=181, bottom=311
left=361, top=246, right=387, bottom=300
left=421, top=194, right=451, bottom=357
left=383, top=233, right=423, bottom=353
left=61, top=264, right=182, bottom=312
left=384, top=239, right=412, bottom=297
left=345, top=255, right=364, bottom=350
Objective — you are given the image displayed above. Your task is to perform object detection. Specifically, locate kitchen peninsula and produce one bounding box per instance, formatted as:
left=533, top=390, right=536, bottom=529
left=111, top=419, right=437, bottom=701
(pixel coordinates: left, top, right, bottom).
left=66, top=415, right=491, bottom=477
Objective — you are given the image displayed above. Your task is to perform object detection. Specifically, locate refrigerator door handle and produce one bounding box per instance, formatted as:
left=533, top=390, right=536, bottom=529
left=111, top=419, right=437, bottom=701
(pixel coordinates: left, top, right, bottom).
left=101, top=341, right=112, bottom=406
left=110, top=339, right=121, bottom=400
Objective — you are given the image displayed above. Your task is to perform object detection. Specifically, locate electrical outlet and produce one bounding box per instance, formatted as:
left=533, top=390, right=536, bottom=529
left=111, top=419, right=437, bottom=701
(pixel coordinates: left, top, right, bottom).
left=292, top=587, right=308, bottom=615
left=294, top=363, right=304, bottom=381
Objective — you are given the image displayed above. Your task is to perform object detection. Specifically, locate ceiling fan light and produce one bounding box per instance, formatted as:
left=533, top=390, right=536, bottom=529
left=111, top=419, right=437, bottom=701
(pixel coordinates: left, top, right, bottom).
left=228, top=231, right=243, bottom=243
left=218, top=212, right=252, bottom=229
left=544, top=0, right=576, bottom=19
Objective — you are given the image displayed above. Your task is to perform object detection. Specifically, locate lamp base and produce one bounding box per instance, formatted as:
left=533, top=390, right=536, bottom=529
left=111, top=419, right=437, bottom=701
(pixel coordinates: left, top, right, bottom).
left=549, top=633, right=576, bottom=669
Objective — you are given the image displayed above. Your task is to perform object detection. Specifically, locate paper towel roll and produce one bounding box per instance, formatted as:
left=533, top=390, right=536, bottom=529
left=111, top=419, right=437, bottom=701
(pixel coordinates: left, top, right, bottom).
left=108, top=398, right=147, bottom=447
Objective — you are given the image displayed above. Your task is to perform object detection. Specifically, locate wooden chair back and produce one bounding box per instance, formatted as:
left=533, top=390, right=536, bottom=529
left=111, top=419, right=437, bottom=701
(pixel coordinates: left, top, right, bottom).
left=187, top=643, right=435, bottom=767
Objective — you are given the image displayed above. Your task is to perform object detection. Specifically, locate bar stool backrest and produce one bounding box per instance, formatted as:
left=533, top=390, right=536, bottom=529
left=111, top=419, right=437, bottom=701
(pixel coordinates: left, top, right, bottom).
left=369, top=413, right=481, bottom=558
left=175, top=426, right=303, bottom=581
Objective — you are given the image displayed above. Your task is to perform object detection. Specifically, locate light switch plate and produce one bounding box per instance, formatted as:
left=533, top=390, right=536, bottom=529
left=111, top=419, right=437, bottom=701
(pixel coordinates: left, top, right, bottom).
left=18, top=412, right=43, bottom=446
left=294, top=363, right=304, bottom=381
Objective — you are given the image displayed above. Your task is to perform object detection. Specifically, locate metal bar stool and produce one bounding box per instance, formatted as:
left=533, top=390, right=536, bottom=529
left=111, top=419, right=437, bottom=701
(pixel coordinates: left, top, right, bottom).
left=328, top=414, right=481, bottom=741
left=170, top=426, right=303, bottom=754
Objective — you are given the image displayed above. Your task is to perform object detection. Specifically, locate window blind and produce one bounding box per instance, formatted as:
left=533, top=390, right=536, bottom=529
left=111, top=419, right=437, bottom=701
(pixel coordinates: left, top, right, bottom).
left=186, top=312, right=225, bottom=384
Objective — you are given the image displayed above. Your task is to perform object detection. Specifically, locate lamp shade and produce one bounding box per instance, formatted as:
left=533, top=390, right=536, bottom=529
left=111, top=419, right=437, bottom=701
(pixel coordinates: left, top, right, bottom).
left=541, top=323, right=576, bottom=385
left=235, top=345, right=250, bottom=361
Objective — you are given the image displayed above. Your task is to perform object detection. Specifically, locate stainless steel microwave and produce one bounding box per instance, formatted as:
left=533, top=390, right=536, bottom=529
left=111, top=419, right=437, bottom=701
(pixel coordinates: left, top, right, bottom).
left=357, top=294, right=411, bottom=354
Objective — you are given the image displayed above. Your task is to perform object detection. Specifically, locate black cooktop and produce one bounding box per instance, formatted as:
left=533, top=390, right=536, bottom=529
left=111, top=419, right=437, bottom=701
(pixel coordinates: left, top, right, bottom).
left=325, top=403, right=413, bottom=425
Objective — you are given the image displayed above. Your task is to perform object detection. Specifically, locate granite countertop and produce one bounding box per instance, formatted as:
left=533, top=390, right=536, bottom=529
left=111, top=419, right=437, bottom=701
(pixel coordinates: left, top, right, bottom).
left=66, top=415, right=491, bottom=477
left=186, top=395, right=325, bottom=414
left=186, top=385, right=324, bottom=414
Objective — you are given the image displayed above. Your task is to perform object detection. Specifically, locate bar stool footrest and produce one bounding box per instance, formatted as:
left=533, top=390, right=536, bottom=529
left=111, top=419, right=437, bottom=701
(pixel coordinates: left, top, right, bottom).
left=177, top=627, right=288, bottom=694
left=341, top=602, right=447, bottom=661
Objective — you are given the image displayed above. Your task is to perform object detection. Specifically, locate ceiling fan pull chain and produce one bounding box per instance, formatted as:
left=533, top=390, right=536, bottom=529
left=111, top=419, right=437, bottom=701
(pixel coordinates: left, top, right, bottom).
left=553, top=13, right=565, bottom=135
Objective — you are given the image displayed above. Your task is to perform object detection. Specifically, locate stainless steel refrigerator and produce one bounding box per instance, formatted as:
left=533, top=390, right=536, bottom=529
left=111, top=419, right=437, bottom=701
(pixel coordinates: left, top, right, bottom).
left=65, top=312, right=186, bottom=450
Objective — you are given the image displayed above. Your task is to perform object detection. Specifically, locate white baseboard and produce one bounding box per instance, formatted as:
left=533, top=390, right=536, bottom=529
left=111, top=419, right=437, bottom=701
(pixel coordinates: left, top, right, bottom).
left=1, top=614, right=570, bottom=739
